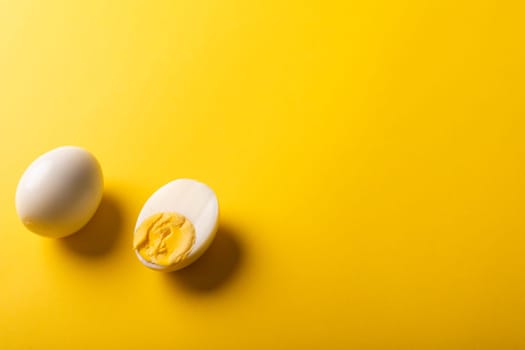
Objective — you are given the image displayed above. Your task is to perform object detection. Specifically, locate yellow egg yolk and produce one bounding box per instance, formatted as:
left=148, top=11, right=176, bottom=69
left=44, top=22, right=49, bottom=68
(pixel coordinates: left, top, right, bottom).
left=133, top=212, right=196, bottom=267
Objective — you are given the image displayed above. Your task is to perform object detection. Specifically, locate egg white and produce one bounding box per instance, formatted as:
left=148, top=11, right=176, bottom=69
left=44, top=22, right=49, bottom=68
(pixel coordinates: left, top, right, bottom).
left=15, top=146, right=103, bottom=238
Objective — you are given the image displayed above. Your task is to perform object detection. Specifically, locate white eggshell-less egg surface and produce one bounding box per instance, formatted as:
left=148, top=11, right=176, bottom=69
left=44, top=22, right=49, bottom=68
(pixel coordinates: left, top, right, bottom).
left=16, top=146, right=104, bottom=238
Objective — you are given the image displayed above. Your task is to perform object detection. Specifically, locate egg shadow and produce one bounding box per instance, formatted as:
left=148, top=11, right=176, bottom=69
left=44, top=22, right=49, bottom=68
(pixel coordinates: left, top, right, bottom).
left=59, top=194, right=123, bottom=257
left=164, top=224, right=244, bottom=293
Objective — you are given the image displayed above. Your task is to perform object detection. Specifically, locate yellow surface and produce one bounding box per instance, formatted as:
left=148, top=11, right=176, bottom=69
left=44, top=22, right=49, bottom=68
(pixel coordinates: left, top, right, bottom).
left=1, top=0, right=525, bottom=349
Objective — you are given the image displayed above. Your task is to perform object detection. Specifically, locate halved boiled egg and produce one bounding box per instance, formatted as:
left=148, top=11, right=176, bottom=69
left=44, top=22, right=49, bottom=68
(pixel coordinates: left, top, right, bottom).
left=133, top=179, right=219, bottom=272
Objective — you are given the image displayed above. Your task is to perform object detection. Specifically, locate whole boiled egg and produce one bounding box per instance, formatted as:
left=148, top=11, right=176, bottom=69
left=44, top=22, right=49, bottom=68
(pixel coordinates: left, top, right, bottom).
left=133, top=179, right=219, bottom=272
left=15, top=146, right=103, bottom=238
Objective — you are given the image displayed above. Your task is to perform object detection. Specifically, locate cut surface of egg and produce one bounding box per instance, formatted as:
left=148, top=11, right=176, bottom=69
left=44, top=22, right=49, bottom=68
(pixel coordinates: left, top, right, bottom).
left=15, top=146, right=104, bottom=238
left=134, top=179, right=219, bottom=271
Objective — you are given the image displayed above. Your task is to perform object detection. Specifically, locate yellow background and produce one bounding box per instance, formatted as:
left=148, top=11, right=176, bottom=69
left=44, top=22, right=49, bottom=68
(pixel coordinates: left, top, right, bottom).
left=1, top=1, right=525, bottom=349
